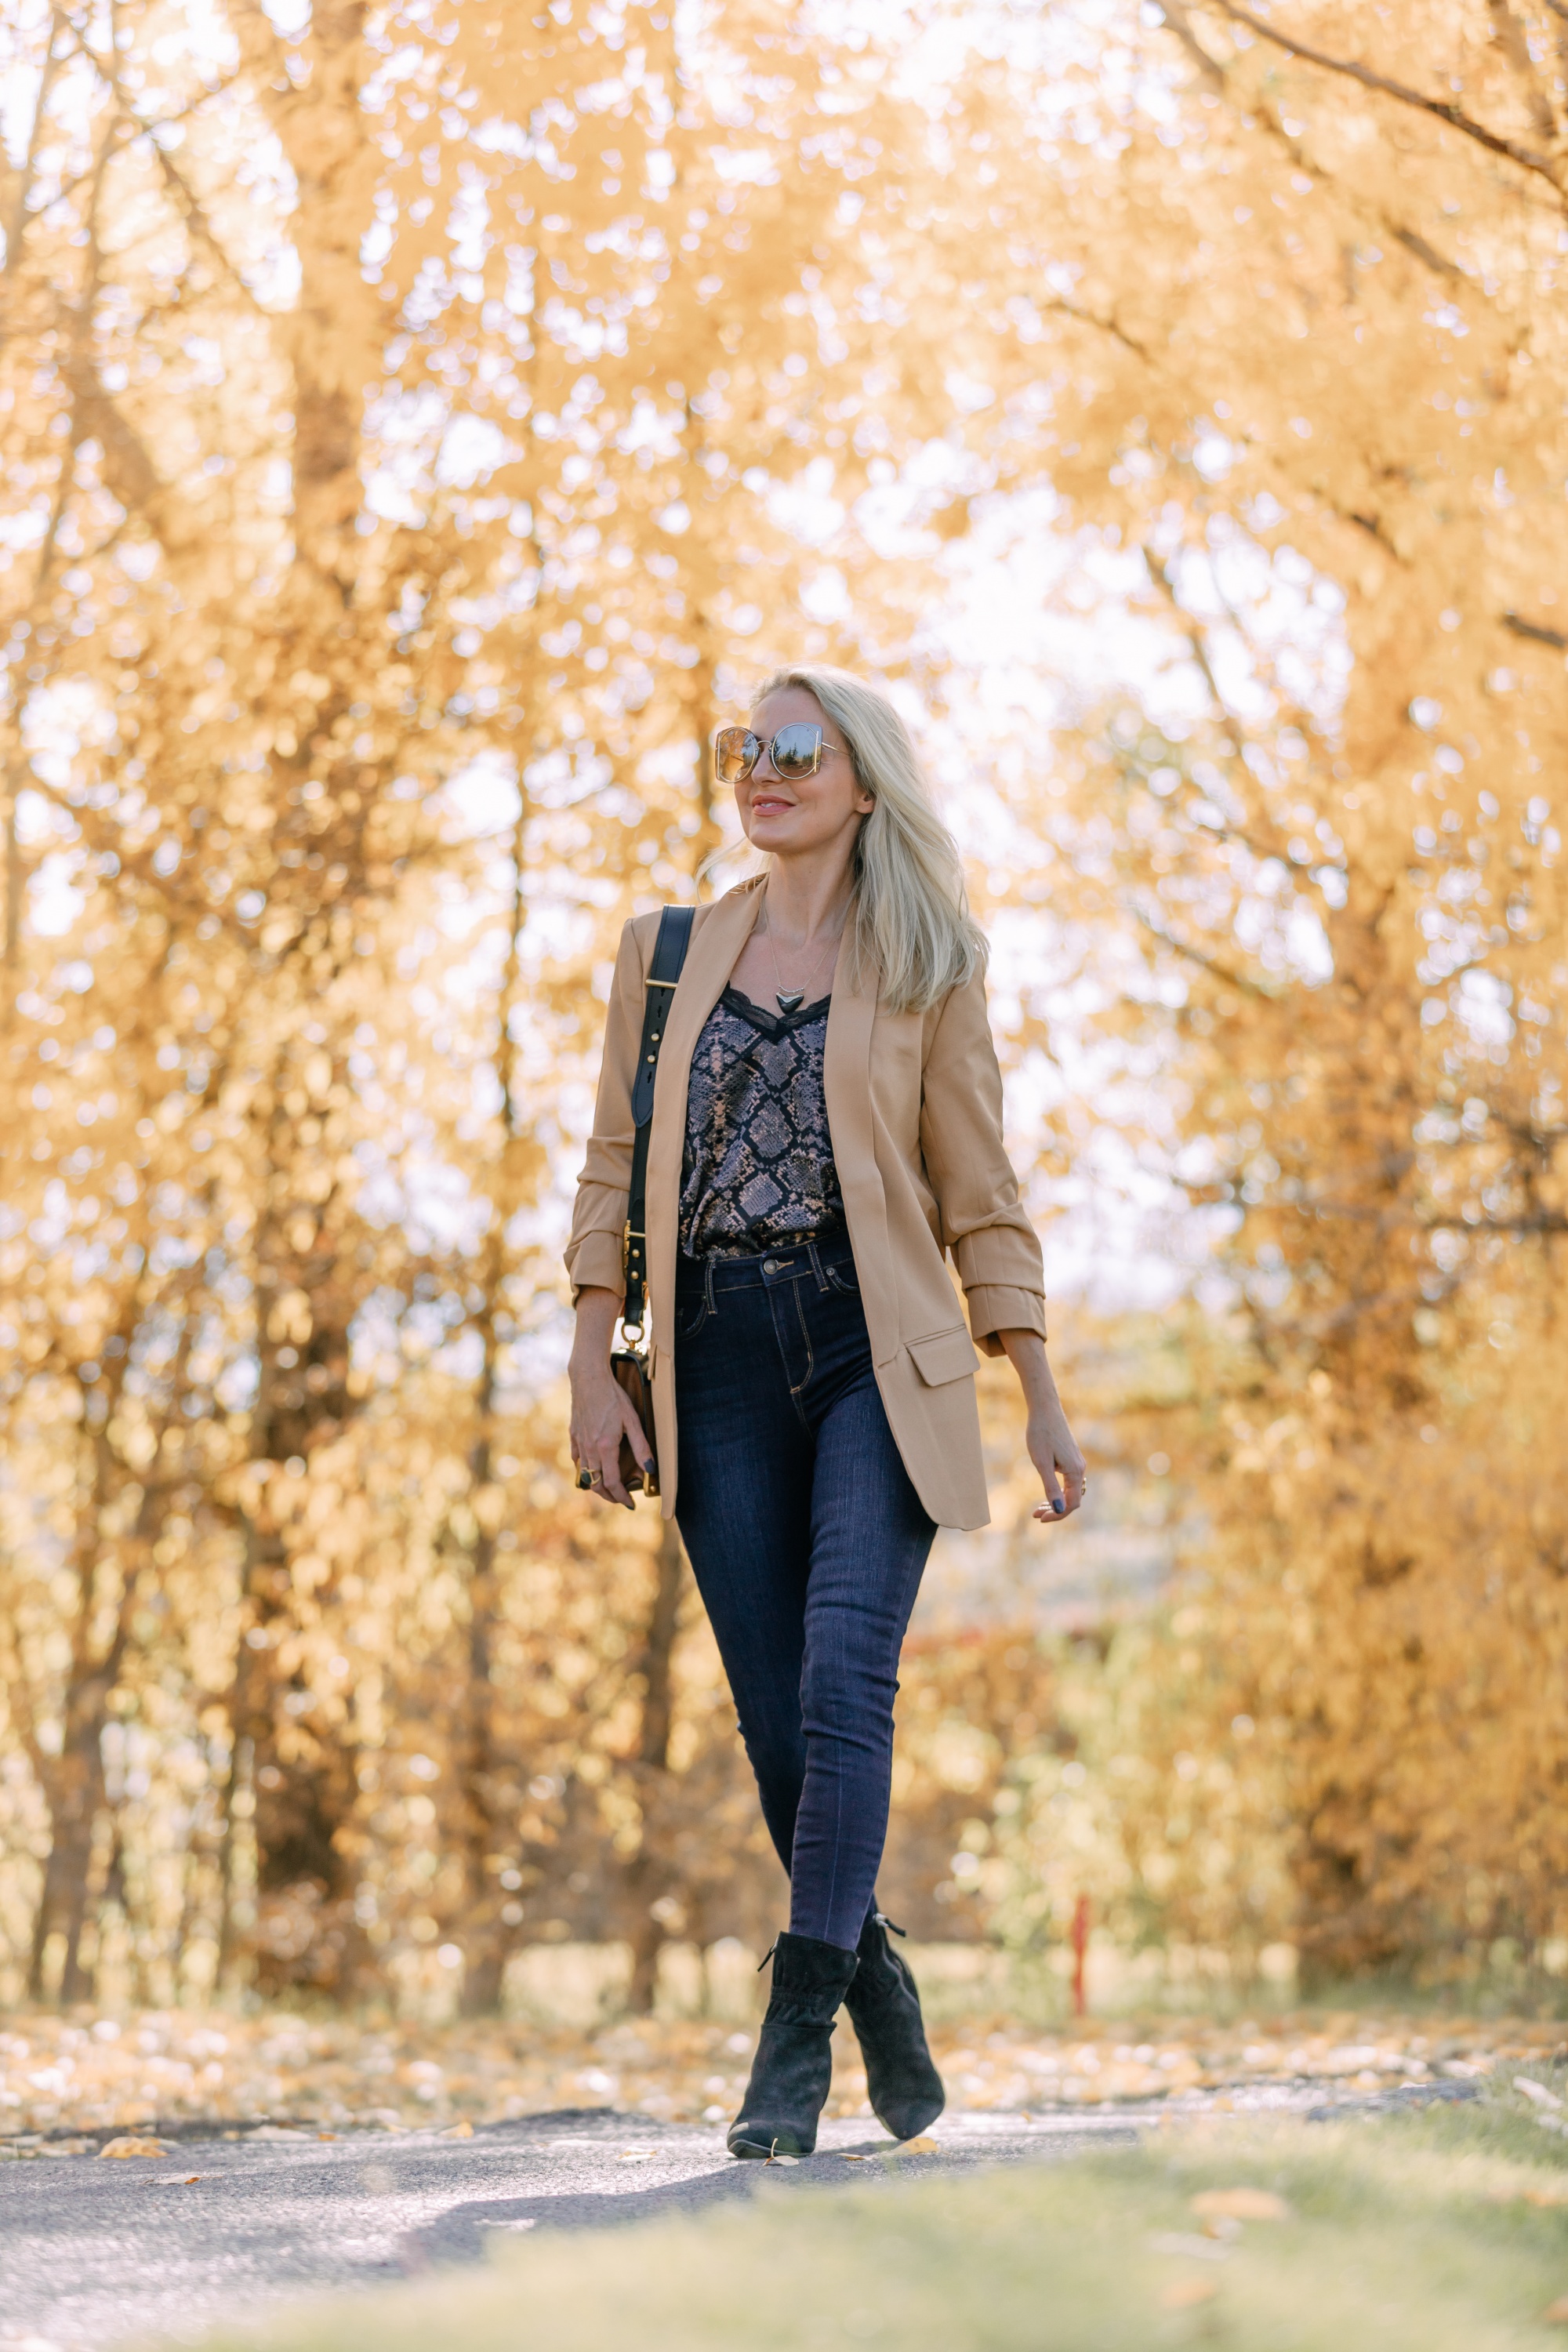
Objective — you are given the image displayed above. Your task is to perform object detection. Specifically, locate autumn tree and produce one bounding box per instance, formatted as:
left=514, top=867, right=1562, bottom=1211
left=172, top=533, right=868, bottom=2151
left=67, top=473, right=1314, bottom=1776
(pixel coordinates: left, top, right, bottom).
left=958, top=0, right=1566, bottom=1970
left=5, top=0, right=1563, bottom=2009
left=0, top=0, right=1061, bottom=2004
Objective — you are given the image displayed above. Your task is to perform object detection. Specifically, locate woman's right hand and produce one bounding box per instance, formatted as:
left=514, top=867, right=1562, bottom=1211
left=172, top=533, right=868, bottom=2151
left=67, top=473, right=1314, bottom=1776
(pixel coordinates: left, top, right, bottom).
left=568, top=1288, right=655, bottom=1508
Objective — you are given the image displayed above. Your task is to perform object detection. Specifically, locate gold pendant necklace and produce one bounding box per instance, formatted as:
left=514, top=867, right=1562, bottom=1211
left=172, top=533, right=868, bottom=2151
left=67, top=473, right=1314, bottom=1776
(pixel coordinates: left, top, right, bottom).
left=762, top=902, right=837, bottom=1014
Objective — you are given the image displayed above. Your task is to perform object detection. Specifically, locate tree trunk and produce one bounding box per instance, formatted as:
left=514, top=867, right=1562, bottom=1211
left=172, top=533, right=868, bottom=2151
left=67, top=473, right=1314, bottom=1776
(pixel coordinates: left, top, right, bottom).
left=25, top=1396, right=153, bottom=2004
left=27, top=1679, right=111, bottom=2004
left=458, top=1483, right=507, bottom=2019
left=620, top=641, right=712, bottom=2013
left=459, top=798, right=529, bottom=2018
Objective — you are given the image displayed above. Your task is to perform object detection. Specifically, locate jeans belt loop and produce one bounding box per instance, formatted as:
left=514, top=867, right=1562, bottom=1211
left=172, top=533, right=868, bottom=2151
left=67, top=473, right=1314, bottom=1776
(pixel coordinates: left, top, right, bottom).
left=703, top=1253, right=717, bottom=1317
left=808, top=1237, right=828, bottom=1294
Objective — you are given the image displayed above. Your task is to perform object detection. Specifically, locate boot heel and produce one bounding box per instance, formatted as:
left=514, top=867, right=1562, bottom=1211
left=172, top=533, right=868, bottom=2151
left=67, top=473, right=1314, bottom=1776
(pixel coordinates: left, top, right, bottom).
left=844, top=1913, right=945, bottom=2142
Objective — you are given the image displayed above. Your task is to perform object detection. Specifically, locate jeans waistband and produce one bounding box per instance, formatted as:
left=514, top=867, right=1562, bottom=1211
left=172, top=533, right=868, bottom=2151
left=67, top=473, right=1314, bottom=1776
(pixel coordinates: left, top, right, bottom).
left=676, top=1236, right=853, bottom=1293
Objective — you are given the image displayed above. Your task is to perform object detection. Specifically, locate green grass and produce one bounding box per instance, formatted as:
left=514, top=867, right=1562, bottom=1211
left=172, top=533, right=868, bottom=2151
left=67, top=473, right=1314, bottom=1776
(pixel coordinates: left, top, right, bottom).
left=200, top=2078, right=1568, bottom=2352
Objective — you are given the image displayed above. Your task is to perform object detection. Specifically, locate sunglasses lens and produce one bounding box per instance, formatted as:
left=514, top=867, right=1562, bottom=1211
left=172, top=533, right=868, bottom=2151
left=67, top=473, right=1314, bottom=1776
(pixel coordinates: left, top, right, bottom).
left=715, top=728, right=759, bottom=783
left=771, top=724, right=822, bottom=779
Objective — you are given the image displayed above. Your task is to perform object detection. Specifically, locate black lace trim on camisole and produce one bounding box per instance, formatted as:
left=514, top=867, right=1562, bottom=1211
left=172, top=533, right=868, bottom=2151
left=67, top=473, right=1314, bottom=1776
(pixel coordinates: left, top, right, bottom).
left=678, top=987, right=844, bottom=1259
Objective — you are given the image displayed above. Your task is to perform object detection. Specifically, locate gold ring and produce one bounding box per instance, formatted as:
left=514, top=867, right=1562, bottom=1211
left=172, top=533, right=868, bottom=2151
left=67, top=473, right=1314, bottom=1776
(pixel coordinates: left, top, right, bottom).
left=577, top=1468, right=593, bottom=1490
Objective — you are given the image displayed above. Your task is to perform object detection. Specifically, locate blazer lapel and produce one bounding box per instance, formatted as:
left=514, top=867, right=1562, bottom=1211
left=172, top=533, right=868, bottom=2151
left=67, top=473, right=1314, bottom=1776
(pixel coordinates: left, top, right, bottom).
left=825, top=940, right=897, bottom=1365
left=645, top=881, right=764, bottom=1356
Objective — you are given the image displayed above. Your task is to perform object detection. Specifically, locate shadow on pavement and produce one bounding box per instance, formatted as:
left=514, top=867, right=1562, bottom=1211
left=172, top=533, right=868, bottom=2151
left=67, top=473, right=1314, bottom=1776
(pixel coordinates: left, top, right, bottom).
left=400, top=2128, right=1139, bottom=2268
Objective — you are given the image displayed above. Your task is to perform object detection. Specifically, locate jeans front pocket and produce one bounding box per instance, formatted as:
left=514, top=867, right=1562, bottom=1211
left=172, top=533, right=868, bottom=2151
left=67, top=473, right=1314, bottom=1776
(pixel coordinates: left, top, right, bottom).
left=674, top=1289, right=710, bottom=1341
left=822, top=1254, right=860, bottom=1298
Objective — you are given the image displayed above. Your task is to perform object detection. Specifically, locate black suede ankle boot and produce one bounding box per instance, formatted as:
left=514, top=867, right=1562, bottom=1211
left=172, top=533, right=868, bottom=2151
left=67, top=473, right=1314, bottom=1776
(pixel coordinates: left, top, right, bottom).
left=728, top=1930, right=859, bottom=2160
left=844, top=1912, right=945, bottom=2141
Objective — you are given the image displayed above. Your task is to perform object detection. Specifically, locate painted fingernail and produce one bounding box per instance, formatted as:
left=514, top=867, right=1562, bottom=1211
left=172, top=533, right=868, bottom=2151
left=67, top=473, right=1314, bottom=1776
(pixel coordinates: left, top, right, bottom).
left=1051, top=1497, right=1065, bottom=1515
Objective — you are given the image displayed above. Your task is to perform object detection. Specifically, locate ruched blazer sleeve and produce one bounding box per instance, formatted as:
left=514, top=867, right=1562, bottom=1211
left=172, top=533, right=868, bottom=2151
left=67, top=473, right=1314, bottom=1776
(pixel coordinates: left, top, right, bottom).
left=918, top=969, right=1047, bottom=1357
left=565, top=883, right=1047, bottom=1530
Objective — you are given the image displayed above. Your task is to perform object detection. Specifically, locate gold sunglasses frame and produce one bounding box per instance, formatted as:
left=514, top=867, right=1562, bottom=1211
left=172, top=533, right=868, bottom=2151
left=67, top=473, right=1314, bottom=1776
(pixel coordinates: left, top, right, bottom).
left=713, top=724, right=845, bottom=786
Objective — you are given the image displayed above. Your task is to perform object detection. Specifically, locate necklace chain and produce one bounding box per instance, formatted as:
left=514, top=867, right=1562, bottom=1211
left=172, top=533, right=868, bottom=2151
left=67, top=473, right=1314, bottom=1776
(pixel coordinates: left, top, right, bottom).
left=760, top=897, right=840, bottom=1014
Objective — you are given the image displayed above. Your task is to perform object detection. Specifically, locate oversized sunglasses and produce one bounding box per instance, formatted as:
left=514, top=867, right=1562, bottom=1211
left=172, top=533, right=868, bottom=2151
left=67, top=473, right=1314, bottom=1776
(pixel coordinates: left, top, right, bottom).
left=714, top=723, right=845, bottom=785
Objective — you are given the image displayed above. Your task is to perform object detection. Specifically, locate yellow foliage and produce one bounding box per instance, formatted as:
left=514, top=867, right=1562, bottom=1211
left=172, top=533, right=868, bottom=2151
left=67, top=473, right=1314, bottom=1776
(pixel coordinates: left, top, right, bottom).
left=0, top=0, right=1563, bottom=2007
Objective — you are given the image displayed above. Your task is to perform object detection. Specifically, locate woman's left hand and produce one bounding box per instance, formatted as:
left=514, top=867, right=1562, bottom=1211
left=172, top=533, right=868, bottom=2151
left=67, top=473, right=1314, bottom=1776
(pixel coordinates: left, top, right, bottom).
left=995, top=1329, right=1086, bottom=1526
left=1026, top=1395, right=1087, bottom=1524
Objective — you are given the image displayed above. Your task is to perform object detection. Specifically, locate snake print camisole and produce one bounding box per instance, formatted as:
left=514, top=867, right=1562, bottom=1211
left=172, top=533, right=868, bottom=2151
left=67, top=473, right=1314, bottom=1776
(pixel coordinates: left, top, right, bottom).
left=678, top=987, right=845, bottom=1259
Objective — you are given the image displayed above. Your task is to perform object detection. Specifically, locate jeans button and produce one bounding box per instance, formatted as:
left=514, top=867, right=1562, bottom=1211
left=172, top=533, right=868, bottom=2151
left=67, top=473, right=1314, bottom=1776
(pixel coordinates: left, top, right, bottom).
left=763, top=1258, right=781, bottom=1275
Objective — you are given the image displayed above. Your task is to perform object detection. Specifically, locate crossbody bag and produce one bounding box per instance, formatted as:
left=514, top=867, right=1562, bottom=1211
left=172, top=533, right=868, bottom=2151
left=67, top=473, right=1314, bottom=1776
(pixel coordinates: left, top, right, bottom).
left=611, top=904, right=695, bottom=1497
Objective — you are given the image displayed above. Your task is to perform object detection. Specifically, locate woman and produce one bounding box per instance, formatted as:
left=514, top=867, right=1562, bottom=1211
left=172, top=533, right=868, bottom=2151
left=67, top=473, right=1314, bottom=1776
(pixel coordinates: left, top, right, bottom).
left=567, top=666, right=1085, bottom=2159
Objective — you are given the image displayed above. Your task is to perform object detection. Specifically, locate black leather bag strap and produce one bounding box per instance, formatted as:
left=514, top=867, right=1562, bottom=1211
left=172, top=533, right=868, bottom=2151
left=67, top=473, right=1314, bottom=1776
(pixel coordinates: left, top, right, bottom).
left=622, top=905, right=695, bottom=1338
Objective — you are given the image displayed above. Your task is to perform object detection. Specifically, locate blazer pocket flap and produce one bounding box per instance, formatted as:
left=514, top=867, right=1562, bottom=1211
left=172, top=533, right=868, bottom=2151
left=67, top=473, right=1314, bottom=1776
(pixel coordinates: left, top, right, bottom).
left=907, top=1327, right=978, bottom=1388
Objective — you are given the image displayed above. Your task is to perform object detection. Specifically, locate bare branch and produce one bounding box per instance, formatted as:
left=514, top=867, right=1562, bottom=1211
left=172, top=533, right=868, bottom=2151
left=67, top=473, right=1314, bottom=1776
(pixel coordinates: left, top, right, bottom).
left=1486, top=0, right=1558, bottom=139
left=1131, top=906, right=1285, bottom=1000
left=1504, top=609, right=1568, bottom=650
left=1205, top=2, right=1566, bottom=196
left=49, top=75, right=249, bottom=214
left=1152, top=0, right=1228, bottom=91
left=26, top=443, right=74, bottom=621
left=1138, top=545, right=1307, bottom=869
left=1, top=779, right=17, bottom=977
left=1143, top=545, right=1233, bottom=719
left=1042, top=293, right=1149, bottom=362
left=151, top=143, right=268, bottom=315
left=1335, top=505, right=1408, bottom=561
left=1389, top=225, right=1464, bottom=281
left=3, top=6, right=69, bottom=282
left=57, top=125, right=206, bottom=572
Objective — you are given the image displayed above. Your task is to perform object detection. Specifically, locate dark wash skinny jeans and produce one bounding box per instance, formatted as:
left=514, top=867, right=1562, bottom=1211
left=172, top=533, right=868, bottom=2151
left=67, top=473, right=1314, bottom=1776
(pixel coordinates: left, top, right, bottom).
left=673, top=1236, right=937, bottom=1953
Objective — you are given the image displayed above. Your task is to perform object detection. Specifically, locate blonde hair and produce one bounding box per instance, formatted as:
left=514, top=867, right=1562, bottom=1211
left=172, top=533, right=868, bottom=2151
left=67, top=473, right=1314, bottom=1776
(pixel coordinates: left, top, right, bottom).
left=748, top=665, right=986, bottom=1014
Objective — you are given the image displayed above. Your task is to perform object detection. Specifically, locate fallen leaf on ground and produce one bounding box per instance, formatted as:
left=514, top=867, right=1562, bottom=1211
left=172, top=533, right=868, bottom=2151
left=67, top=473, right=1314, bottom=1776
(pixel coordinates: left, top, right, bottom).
left=1191, top=2187, right=1291, bottom=2223
left=437, top=2120, right=474, bottom=2140
left=97, top=2136, right=169, bottom=2158
left=152, top=2174, right=201, bottom=2186
left=1161, top=2278, right=1219, bottom=2310
left=317, top=2132, right=339, bottom=2142
left=37, top=2140, right=91, bottom=2158
left=244, top=2125, right=311, bottom=2142
left=1516, top=2078, right=1563, bottom=2110
left=1542, top=2296, right=1568, bottom=2325
left=900, top=2135, right=939, bottom=2154
left=5, top=2007, right=1564, bottom=2139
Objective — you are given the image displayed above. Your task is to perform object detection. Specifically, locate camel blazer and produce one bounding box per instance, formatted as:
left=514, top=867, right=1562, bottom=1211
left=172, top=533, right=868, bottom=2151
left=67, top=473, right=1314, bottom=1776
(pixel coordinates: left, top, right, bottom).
left=565, top=879, right=1047, bottom=1530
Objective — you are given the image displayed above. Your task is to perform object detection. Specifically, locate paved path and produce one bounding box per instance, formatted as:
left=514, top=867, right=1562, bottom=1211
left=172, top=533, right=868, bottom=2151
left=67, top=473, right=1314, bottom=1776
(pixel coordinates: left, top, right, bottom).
left=0, top=2084, right=1472, bottom=2352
